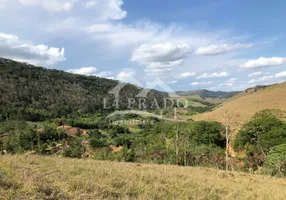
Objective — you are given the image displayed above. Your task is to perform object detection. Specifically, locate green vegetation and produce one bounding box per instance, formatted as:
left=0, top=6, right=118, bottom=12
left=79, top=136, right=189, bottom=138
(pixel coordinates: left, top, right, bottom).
left=264, top=144, right=286, bottom=177
left=0, top=58, right=168, bottom=121
left=234, top=110, right=286, bottom=155
left=187, top=99, right=218, bottom=114
left=0, top=115, right=226, bottom=167
left=233, top=110, right=286, bottom=175
left=177, top=89, right=240, bottom=99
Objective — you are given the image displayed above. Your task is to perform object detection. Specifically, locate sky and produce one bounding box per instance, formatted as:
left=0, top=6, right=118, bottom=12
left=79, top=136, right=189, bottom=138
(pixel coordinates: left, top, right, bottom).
left=1, top=0, right=286, bottom=92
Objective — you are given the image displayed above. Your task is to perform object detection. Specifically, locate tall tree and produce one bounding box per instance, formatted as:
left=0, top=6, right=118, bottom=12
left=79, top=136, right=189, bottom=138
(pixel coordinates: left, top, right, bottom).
left=221, top=109, right=242, bottom=171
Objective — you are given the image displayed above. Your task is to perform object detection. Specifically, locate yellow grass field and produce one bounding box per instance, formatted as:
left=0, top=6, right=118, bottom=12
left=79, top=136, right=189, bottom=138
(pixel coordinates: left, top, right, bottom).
left=194, top=82, right=286, bottom=123
left=1, top=155, right=286, bottom=199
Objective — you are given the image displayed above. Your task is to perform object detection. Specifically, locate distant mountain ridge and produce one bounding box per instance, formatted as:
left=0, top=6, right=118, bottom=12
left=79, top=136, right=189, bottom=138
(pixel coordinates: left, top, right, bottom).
left=177, top=89, right=240, bottom=99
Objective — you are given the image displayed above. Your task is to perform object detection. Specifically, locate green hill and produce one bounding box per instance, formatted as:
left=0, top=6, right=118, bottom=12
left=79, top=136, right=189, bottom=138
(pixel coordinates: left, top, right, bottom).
left=0, top=58, right=168, bottom=121
left=177, top=89, right=240, bottom=99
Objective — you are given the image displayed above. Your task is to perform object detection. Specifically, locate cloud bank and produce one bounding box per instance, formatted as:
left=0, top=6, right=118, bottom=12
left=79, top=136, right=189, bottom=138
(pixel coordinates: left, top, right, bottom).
left=0, top=32, right=65, bottom=65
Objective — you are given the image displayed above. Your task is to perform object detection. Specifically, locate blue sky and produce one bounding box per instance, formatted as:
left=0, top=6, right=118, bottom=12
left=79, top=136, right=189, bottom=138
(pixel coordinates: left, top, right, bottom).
left=1, top=0, right=286, bottom=92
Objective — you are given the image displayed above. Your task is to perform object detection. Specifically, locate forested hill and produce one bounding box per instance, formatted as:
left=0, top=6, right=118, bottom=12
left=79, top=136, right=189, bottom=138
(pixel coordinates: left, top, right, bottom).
left=177, top=89, right=240, bottom=99
left=0, top=58, right=168, bottom=121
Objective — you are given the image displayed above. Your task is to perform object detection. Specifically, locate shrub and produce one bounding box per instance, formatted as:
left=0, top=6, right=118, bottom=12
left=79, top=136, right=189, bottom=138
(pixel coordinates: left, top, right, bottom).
left=264, top=144, right=286, bottom=177
left=234, top=110, right=286, bottom=155
left=89, top=137, right=107, bottom=149
left=63, top=138, right=85, bottom=158
left=190, top=121, right=225, bottom=147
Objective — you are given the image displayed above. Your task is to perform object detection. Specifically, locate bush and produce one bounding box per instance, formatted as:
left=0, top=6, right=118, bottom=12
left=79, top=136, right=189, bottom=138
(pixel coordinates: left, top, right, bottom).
left=190, top=121, right=225, bottom=147
left=89, top=137, right=107, bottom=149
left=63, top=138, right=85, bottom=158
left=264, top=144, right=286, bottom=177
left=234, top=110, right=286, bottom=155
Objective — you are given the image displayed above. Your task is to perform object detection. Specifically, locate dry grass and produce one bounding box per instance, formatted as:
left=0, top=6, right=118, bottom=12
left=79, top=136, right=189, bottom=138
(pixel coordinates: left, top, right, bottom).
left=194, top=82, right=286, bottom=123
left=1, top=155, right=286, bottom=199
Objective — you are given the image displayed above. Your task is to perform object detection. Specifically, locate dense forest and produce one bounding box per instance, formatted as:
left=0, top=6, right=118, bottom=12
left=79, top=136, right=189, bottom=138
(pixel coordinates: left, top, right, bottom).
left=0, top=58, right=168, bottom=121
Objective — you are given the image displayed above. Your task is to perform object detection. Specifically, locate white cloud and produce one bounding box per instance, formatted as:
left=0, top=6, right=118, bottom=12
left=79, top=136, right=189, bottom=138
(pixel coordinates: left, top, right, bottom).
left=67, top=68, right=115, bottom=79
left=248, top=76, right=274, bottom=84
left=38, top=1, right=252, bottom=83
left=85, top=1, right=97, bottom=8
left=85, top=20, right=250, bottom=82
left=275, top=71, right=286, bottom=78
left=18, top=0, right=75, bottom=12
left=116, top=70, right=135, bottom=81
left=179, top=72, right=196, bottom=79
left=86, top=21, right=164, bottom=47
left=85, top=21, right=235, bottom=52
left=67, top=66, right=97, bottom=75
left=196, top=72, right=229, bottom=79
left=0, top=32, right=65, bottom=66
left=67, top=67, right=115, bottom=78
left=17, top=0, right=126, bottom=20
left=131, top=42, right=192, bottom=64
left=46, top=17, right=85, bottom=34
left=248, top=71, right=286, bottom=84
left=84, top=0, right=127, bottom=20
left=195, top=43, right=252, bottom=56
left=191, top=81, right=212, bottom=86
left=96, top=71, right=114, bottom=78
left=241, top=57, right=286, bottom=69
left=167, top=80, right=178, bottom=84
left=131, top=42, right=191, bottom=78
left=221, top=77, right=237, bottom=87
left=145, top=60, right=183, bottom=71
left=228, top=77, right=237, bottom=82
left=145, top=60, right=184, bottom=77
left=248, top=71, right=263, bottom=77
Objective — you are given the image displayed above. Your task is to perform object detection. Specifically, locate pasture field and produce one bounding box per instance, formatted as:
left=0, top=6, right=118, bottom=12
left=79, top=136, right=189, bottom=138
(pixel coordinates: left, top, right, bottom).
left=1, top=155, right=286, bottom=200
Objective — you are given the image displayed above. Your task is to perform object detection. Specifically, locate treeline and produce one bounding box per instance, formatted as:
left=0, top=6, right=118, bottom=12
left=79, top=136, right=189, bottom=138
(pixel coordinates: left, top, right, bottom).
left=0, top=58, right=168, bottom=121
left=0, top=116, right=226, bottom=167
left=90, top=120, right=226, bottom=166
left=0, top=115, right=130, bottom=157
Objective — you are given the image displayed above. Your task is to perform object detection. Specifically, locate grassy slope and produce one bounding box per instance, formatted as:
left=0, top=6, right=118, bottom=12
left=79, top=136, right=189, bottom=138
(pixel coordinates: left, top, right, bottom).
left=194, top=82, right=286, bottom=123
left=1, top=155, right=286, bottom=199
left=173, top=95, right=206, bottom=107
left=177, top=90, right=240, bottom=99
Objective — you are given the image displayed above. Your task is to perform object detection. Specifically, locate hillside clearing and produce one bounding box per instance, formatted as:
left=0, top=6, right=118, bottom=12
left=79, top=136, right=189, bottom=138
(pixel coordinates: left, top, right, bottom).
left=1, top=155, right=286, bottom=199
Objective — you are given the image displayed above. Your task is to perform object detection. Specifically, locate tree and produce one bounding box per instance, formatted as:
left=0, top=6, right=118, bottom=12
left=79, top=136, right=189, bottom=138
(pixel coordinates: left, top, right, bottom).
left=221, top=109, right=242, bottom=171
left=191, top=121, right=225, bottom=147
left=89, top=137, right=107, bottom=149
left=63, top=137, right=86, bottom=158
left=264, top=144, right=286, bottom=177
left=234, top=110, right=286, bottom=155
